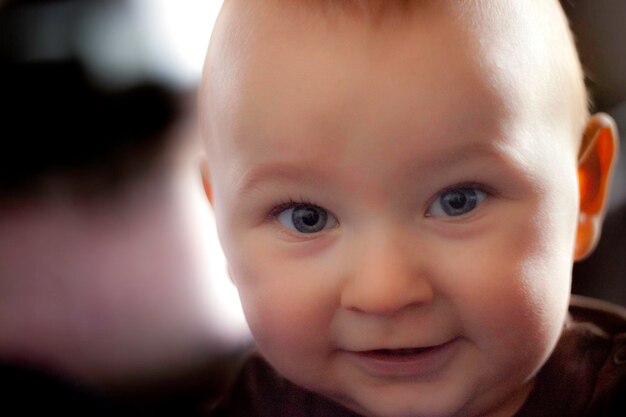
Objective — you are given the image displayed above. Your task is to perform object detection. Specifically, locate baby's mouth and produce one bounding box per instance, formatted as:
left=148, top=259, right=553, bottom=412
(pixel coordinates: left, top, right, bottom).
left=358, top=346, right=439, bottom=361
left=349, top=337, right=460, bottom=378
left=348, top=337, right=462, bottom=378
left=347, top=339, right=459, bottom=376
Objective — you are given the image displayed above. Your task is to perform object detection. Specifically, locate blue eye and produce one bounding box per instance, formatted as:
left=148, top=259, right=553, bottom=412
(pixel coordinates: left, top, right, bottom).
left=277, top=204, right=338, bottom=233
left=427, top=187, right=487, bottom=217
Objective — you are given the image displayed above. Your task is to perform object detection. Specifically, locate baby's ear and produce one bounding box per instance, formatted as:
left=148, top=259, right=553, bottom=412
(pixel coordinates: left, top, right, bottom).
left=574, top=113, right=619, bottom=261
left=200, top=159, right=214, bottom=206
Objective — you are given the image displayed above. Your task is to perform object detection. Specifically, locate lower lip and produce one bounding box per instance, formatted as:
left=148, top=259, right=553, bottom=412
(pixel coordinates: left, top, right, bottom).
left=346, top=338, right=460, bottom=378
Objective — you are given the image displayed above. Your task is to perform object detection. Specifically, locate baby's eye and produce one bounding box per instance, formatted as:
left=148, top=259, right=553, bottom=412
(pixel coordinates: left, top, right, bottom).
left=427, top=186, right=487, bottom=217
left=276, top=204, right=338, bottom=234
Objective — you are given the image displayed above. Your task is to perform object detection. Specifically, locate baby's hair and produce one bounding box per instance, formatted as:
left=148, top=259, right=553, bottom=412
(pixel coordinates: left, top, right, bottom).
left=253, top=0, right=420, bottom=25
left=304, top=0, right=414, bottom=20
left=300, top=0, right=591, bottom=110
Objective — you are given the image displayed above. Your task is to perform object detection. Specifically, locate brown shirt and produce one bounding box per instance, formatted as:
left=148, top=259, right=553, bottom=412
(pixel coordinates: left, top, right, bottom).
left=209, top=296, right=626, bottom=417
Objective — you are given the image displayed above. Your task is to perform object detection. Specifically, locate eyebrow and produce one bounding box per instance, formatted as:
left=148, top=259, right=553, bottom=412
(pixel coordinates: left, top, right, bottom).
left=237, top=140, right=515, bottom=196
left=416, top=141, right=512, bottom=170
left=238, top=161, right=333, bottom=196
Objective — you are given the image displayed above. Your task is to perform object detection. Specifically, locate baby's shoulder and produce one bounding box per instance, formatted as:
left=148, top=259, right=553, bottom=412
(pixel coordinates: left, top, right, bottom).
left=569, top=296, right=626, bottom=417
left=569, top=295, right=626, bottom=335
left=518, top=296, right=626, bottom=417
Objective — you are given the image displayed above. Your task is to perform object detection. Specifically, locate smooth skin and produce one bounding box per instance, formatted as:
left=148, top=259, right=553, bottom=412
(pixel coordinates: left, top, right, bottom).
left=200, top=1, right=618, bottom=416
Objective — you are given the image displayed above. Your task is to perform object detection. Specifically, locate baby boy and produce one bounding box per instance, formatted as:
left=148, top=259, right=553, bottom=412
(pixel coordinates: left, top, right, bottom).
left=199, top=1, right=623, bottom=416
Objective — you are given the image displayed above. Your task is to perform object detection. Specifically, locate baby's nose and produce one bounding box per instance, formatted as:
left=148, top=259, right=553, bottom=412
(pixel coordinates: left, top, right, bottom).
left=339, top=229, right=434, bottom=315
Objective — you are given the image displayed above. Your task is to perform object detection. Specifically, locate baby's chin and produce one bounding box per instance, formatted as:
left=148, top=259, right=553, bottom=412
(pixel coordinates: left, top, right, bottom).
left=311, top=381, right=474, bottom=417
left=332, top=395, right=466, bottom=417
left=336, top=379, right=533, bottom=417
left=308, top=369, right=534, bottom=417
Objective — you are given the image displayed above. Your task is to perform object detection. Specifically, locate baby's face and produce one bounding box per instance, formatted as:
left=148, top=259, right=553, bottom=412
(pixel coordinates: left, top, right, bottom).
left=203, top=2, right=583, bottom=417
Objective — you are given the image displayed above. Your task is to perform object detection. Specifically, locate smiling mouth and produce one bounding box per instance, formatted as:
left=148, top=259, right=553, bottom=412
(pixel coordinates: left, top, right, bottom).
left=347, top=339, right=459, bottom=377
left=359, top=345, right=442, bottom=360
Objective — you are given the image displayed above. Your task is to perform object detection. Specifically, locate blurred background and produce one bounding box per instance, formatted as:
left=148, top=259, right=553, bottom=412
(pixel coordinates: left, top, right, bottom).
left=0, top=0, right=247, bottom=413
left=563, top=1, right=626, bottom=306
left=0, top=0, right=623, bottom=414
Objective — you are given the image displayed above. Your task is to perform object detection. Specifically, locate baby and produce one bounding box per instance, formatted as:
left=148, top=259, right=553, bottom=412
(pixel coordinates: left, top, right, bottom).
left=199, top=1, right=623, bottom=416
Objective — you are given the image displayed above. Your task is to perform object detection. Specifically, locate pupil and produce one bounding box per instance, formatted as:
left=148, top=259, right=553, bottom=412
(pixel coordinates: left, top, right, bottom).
left=445, top=191, right=467, bottom=210
left=301, top=208, right=320, bottom=226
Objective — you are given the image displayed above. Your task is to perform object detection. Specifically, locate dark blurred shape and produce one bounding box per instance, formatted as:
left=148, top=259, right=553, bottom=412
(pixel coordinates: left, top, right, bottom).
left=1, top=59, right=179, bottom=199
left=562, top=0, right=626, bottom=111
left=0, top=360, right=128, bottom=417
left=0, top=355, right=243, bottom=417
left=0, top=0, right=181, bottom=200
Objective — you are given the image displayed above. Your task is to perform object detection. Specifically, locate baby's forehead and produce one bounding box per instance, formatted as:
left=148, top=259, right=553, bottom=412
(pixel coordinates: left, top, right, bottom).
left=202, top=0, right=587, bottom=161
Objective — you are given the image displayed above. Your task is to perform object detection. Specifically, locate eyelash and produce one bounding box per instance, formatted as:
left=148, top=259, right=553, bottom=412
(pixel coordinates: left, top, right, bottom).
left=267, top=196, right=322, bottom=220
left=424, top=181, right=496, bottom=216
left=266, top=181, right=496, bottom=222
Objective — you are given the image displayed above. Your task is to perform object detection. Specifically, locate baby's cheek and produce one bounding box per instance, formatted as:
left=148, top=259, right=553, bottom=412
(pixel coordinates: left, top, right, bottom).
left=462, top=258, right=566, bottom=385
left=238, top=271, right=332, bottom=363
left=247, top=296, right=334, bottom=389
left=435, top=227, right=563, bottom=356
left=248, top=293, right=310, bottom=344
